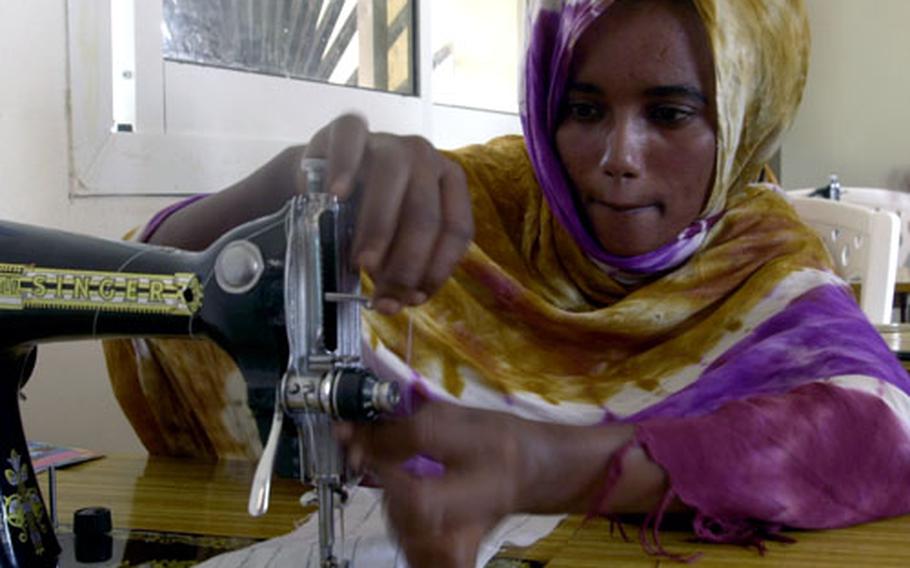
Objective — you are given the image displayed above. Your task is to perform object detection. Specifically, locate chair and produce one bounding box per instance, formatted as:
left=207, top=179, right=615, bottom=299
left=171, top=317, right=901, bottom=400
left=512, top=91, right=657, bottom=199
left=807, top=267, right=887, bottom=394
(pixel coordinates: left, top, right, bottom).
left=789, top=181, right=910, bottom=268
left=789, top=196, right=900, bottom=324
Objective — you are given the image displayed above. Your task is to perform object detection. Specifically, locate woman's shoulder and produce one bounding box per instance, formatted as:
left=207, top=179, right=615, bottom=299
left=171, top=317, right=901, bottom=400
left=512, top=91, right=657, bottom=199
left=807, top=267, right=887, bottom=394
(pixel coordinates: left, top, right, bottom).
left=440, top=134, right=540, bottom=212
left=726, top=181, right=800, bottom=217
left=441, top=135, right=532, bottom=180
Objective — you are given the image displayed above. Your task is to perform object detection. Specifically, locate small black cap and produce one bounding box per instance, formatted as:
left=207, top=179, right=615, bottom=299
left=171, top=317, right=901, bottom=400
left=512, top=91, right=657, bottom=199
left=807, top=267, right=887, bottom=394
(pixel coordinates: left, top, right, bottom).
left=74, top=507, right=114, bottom=563
left=73, top=506, right=112, bottom=535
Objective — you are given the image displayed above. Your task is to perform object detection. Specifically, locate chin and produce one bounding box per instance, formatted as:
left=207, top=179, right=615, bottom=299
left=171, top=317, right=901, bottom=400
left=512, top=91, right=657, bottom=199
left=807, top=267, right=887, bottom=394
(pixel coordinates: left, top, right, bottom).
left=595, top=229, right=670, bottom=257
left=597, top=240, right=656, bottom=258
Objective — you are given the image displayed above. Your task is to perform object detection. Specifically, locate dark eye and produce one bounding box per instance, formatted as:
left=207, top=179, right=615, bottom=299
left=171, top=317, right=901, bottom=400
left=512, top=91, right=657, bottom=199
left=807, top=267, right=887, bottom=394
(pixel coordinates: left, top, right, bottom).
left=649, top=105, right=695, bottom=126
left=565, top=101, right=603, bottom=122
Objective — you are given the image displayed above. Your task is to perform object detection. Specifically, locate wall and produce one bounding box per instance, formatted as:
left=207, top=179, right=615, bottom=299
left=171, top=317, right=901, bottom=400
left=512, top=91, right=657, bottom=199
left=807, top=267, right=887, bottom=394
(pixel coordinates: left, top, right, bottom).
left=1, top=1, right=171, bottom=454
left=781, top=0, right=910, bottom=190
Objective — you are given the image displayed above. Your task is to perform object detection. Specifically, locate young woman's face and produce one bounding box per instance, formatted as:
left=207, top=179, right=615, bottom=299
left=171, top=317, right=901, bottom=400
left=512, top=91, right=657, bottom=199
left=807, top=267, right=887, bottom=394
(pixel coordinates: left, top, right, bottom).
left=555, top=0, right=717, bottom=257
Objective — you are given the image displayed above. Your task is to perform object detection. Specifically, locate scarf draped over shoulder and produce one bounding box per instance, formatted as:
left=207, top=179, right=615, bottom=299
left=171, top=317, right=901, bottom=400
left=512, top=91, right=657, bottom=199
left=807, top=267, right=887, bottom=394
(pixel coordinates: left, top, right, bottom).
left=363, top=0, right=908, bottom=421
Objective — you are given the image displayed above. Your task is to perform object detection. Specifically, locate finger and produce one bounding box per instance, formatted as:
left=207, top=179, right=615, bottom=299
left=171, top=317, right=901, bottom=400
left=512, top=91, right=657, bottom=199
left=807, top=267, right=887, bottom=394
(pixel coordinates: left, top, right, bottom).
left=302, top=123, right=331, bottom=158
left=396, top=524, right=485, bottom=568
left=420, top=158, right=474, bottom=296
left=345, top=403, right=459, bottom=464
left=324, top=113, right=369, bottom=199
left=372, top=164, right=443, bottom=306
left=377, top=459, right=511, bottom=536
left=351, top=136, right=413, bottom=275
left=351, top=403, right=506, bottom=470
left=449, top=526, right=486, bottom=568
left=332, top=421, right=354, bottom=442
left=300, top=114, right=368, bottom=199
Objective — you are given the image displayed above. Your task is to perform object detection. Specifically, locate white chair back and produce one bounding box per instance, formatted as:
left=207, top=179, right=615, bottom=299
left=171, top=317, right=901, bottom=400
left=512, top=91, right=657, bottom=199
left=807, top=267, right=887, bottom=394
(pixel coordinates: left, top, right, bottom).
left=790, top=196, right=900, bottom=324
left=789, top=186, right=910, bottom=268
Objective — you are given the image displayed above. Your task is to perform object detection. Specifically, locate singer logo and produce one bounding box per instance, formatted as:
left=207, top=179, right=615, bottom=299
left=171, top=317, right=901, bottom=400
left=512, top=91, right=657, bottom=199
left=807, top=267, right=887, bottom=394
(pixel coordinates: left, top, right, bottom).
left=0, top=263, right=203, bottom=316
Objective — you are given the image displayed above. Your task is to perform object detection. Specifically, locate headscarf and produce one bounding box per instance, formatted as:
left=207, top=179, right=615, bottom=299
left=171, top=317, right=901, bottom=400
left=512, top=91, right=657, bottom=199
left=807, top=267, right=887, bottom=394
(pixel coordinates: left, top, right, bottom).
left=523, top=0, right=810, bottom=272
left=362, top=0, right=910, bottom=423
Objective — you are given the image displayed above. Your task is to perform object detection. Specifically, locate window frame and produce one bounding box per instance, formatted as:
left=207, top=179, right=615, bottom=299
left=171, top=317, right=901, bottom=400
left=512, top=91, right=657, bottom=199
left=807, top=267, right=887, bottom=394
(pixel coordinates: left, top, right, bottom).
left=66, top=0, right=522, bottom=197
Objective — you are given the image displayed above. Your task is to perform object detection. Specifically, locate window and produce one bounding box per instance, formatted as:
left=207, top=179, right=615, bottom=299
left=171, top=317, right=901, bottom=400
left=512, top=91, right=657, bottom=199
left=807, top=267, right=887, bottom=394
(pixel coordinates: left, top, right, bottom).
left=160, top=0, right=414, bottom=95
left=67, top=1, right=524, bottom=196
left=431, top=0, right=523, bottom=113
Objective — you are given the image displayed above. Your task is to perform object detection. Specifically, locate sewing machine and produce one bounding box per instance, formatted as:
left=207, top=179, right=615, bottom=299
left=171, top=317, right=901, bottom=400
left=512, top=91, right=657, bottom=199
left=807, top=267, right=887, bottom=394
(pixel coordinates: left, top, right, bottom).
left=0, top=160, right=398, bottom=567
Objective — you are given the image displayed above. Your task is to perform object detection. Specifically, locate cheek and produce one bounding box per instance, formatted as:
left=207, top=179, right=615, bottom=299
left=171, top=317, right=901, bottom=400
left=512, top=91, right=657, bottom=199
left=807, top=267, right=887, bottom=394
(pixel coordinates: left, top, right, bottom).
left=692, top=133, right=718, bottom=203
left=554, top=127, right=571, bottom=166
left=662, top=130, right=716, bottom=210
left=554, top=126, right=579, bottom=175
left=555, top=125, right=599, bottom=181
left=664, top=130, right=714, bottom=173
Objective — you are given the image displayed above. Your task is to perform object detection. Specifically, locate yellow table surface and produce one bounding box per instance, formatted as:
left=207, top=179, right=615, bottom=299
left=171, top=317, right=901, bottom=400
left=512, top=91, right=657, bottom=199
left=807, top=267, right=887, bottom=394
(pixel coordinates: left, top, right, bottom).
left=44, top=454, right=910, bottom=567
left=876, top=323, right=910, bottom=367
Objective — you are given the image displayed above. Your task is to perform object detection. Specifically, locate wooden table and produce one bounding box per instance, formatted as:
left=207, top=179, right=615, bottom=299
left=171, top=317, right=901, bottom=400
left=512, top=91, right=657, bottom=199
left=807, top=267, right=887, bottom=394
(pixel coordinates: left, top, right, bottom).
left=876, top=323, right=910, bottom=366
left=893, top=267, right=910, bottom=322
left=44, top=455, right=910, bottom=566
left=897, top=267, right=910, bottom=296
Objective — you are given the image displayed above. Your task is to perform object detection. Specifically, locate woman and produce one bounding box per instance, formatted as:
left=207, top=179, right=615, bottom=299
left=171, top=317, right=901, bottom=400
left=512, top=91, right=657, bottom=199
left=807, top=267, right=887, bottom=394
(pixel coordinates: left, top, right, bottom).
left=104, top=0, right=910, bottom=566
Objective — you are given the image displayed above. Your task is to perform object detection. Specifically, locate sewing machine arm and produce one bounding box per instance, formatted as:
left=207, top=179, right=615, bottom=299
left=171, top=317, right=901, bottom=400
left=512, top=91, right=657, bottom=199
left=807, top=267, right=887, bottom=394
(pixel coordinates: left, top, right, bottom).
left=0, top=203, right=292, bottom=566
left=0, top=161, right=397, bottom=568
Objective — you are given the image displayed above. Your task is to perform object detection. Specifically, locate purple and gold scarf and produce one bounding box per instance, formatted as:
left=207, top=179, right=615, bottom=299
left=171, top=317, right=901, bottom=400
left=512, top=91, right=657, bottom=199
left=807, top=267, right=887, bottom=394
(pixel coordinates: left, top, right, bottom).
left=360, top=0, right=910, bottom=541
left=364, top=0, right=910, bottom=424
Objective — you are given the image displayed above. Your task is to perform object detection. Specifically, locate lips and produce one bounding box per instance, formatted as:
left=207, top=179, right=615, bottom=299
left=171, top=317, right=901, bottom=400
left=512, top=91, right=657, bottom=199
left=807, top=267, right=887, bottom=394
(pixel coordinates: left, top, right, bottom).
left=588, top=199, right=658, bottom=214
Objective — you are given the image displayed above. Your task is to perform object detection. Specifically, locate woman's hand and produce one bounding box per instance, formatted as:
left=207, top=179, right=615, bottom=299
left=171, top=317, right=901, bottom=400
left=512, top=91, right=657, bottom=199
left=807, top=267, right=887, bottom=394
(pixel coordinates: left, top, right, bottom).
left=303, top=114, right=474, bottom=315
left=335, top=402, right=534, bottom=567
left=335, top=401, right=649, bottom=568
left=146, top=113, right=473, bottom=303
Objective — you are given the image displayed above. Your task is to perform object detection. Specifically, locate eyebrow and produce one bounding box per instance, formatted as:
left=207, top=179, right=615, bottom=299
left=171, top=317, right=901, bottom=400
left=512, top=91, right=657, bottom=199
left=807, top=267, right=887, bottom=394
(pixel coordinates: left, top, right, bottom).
left=566, top=82, right=709, bottom=105
left=565, top=82, right=602, bottom=94
left=645, top=85, right=709, bottom=104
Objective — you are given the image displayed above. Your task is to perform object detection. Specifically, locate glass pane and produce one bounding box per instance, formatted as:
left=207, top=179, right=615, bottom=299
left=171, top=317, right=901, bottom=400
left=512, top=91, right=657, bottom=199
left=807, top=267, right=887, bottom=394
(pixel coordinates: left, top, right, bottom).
left=161, top=0, right=414, bottom=94
left=431, top=0, right=523, bottom=113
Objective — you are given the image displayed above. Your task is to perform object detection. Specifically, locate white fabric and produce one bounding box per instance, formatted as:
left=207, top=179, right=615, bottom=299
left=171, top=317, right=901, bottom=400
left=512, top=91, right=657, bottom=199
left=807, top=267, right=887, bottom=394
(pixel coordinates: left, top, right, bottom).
left=197, top=487, right=564, bottom=567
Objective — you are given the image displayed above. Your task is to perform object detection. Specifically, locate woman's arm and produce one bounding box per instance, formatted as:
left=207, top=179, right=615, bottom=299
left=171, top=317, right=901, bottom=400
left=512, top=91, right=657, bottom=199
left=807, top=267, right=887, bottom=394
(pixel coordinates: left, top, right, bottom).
left=145, top=114, right=473, bottom=315
left=335, top=401, right=676, bottom=567
left=147, top=145, right=304, bottom=250
left=150, top=115, right=474, bottom=314
left=339, top=377, right=910, bottom=566
left=337, top=402, right=671, bottom=518
left=523, top=421, right=671, bottom=515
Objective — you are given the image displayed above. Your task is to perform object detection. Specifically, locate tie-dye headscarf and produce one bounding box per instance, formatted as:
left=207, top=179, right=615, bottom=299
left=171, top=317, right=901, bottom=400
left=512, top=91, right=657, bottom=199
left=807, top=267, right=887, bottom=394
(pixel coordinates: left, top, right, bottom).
left=523, top=0, right=810, bottom=274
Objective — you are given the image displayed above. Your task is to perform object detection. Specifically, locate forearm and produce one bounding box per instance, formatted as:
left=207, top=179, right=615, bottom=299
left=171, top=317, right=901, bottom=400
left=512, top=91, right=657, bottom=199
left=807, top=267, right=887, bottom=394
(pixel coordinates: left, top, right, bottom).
left=520, top=422, right=674, bottom=516
left=148, top=145, right=305, bottom=250
left=636, top=381, right=910, bottom=531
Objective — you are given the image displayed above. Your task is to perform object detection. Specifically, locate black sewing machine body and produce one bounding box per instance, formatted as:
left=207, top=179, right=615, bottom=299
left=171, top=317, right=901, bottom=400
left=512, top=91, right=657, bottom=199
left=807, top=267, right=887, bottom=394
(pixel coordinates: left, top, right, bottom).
left=1, top=158, right=394, bottom=568
left=0, top=205, right=291, bottom=566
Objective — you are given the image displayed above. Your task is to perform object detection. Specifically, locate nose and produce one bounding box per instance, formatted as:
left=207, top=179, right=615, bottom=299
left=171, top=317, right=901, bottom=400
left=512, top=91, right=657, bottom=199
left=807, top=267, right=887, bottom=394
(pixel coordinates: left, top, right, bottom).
left=599, top=117, right=644, bottom=179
